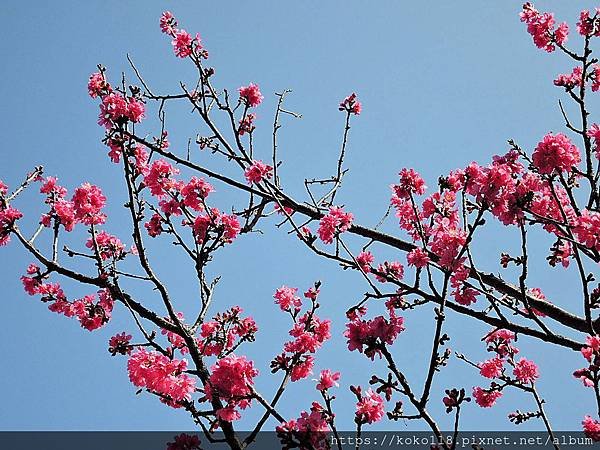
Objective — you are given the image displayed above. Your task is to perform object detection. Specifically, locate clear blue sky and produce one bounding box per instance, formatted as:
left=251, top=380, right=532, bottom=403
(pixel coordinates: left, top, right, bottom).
left=1, top=0, right=598, bottom=432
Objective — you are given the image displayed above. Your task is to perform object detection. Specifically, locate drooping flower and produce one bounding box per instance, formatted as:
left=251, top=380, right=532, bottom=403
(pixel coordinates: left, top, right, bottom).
left=472, top=387, right=502, bottom=408
left=355, top=389, right=385, bottom=424
left=206, top=354, right=258, bottom=421
left=109, top=332, right=133, bottom=356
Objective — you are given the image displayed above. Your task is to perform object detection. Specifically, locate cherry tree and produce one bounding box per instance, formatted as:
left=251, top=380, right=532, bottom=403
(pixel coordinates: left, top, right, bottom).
left=4, top=3, right=600, bottom=449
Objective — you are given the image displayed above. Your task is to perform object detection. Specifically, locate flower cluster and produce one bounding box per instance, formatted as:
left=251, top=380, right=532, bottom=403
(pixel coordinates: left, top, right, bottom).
left=473, top=328, right=539, bottom=408
left=352, top=385, right=385, bottom=424
left=531, top=132, right=580, bottom=175
left=86, top=230, right=126, bottom=260
left=196, top=306, right=258, bottom=357
left=520, top=3, right=568, bottom=52
left=345, top=304, right=405, bottom=360
left=577, top=9, right=600, bottom=37
left=238, top=83, right=263, bottom=108
left=553, top=66, right=583, bottom=89
left=583, top=416, right=600, bottom=442
left=276, top=402, right=331, bottom=450
left=272, top=284, right=331, bottom=382
left=128, top=348, right=196, bottom=408
left=97, top=92, right=145, bottom=129
left=166, top=434, right=201, bottom=450
left=573, top=335, right=600, bottom=388
left=205, top=354, right=258, bottom=422
left=39, top=177, right=107, bottom=232
left=317, top=206, right=354, bottom=244
left=21, top=269, right=115, bottom=332
left=159, top=12, right=205, bottom=59
left=244, top=160, right=273, bottom=184
left=315, top=369, right=340, bottom=392
left=274, top=285, right=302, bottom=312
left=0, top=184, right=22, bottom=244
left=339, top=93, right=361, bottom=115
left=108, top=332, right=133, bottom=356
left=392, top=168, right=426, bottom=199
left=238, top=113, right=256, bottom=136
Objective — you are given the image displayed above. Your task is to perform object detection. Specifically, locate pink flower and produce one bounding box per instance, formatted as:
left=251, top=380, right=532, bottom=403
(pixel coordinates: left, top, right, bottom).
left=128, top=348, right=196, bottom=407
left=276, top=403, right=330, bottom=449
left=574, top=210, right=600, bottom=252
left=478, top=357, right=504, bottom=379
left=238, top=83, right=263, bottom=108
left=88, top=72, right=111, bottom=98
left=220, top=214, right=241, bottom=242
left=239, top=113, right=256, bottom=135
left=86, top=231, right=126, bottom=260
left=587, top=124, right=600, bottom=160
left=375, top=261, right=404, bottom=283
left=285, top=314, right=331, bottom=354
left=513, top=358, right=539, bottom=383
left=453, top=286, right=479, bottom=306
left=98, top=93, right=128, bottom=129
left=127, top=98, right=145, bottom=123
left=206, top=354, right=258, bottom=421
left=244, top=160, right=273, bottom=184
left=144, top=160, right=180, bottom=197
left=316, top=369, right=340, bottom=391
left=392, top=168, right=427, bottom=199
left=581, top=335, right=600, bottom=362
left=145, top=214, right=163, bottom=237
left=181, top=177, right=214, bottom=211
left=356, top=251, right=374, bottom=273
left=0, top=206, right=23, bottom=246
left=0, top=180, right=7, bottom=196
left=172, top=30, right=194, bottom=58
left=166, top=434, right=201, bottom=450
left=593, top=65, right=600, bottom=92
left=72, top=183, right=106, bottom=226
left=345, top=314, right=405, bottom=359
left=339, top=93, right=361, bottom=115
left=355, top=389, right=385, bottom=424
left=472, top=387, right=502, bottom=408
left=406, top=248, right=430, bottom=268
left=274, top=285, right=302, bottom=311
left=577, top=10, right=600, bottom=37
left=553, top=66, right=583, bottom=89
left=520, top=3, right=568, bottom=52
left=532, top=132, right=580, bottom=175
left=290, top=355, right=314, bottom=382
left=160, top=11, right=178, bottom=36
left=317, top=206, right=353, bottom=244
left=583, top=416, right=600, bottom=442
left=71, top=289, right=114, bottom=331
left=109, top=332, right=133, bottom=356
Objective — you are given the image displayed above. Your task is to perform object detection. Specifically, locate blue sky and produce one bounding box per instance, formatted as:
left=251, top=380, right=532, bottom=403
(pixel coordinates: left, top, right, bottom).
left=1, top=0, right=599, bottom=433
